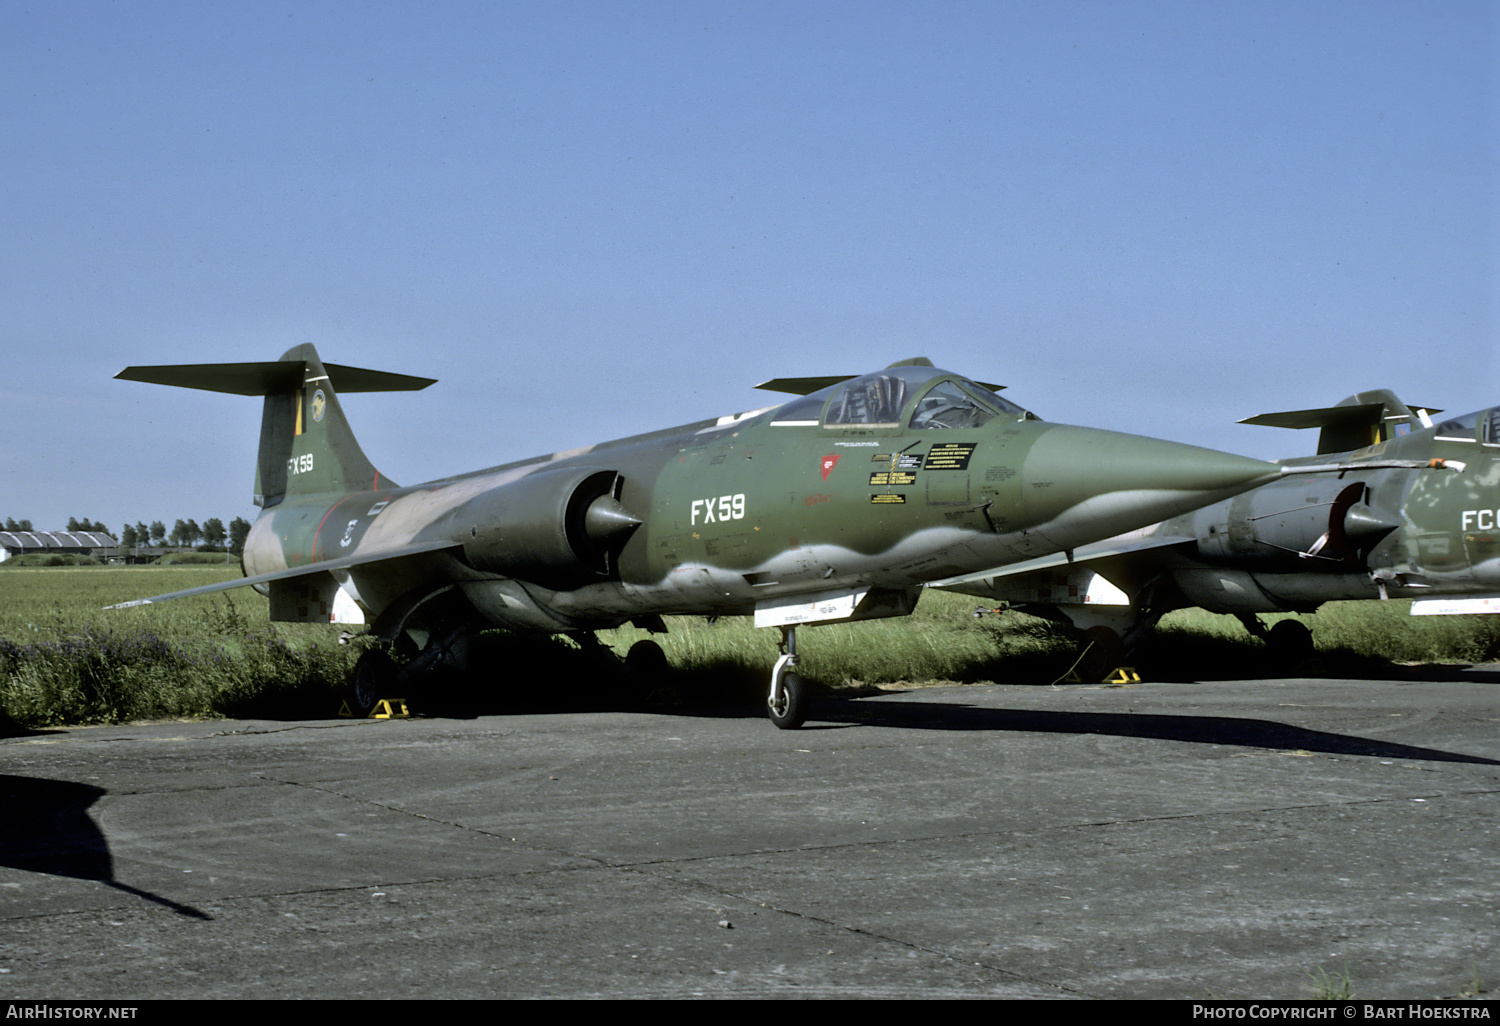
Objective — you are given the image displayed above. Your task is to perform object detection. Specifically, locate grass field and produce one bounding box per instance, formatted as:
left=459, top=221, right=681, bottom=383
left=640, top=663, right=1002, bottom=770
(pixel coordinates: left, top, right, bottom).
left=0, top=565, right=354, bottom=726
left=2, top=564, right=1499, bottom=728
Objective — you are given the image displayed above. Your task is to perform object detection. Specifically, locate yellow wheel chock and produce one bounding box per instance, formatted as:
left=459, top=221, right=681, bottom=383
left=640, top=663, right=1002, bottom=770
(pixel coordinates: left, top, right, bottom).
left=1062, top=666, right=1142, bottom=684
left=337, top=698, right=412, bottom=719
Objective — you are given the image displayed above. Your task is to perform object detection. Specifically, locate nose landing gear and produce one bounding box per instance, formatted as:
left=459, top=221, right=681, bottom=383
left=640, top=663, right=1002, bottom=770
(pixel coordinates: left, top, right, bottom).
left=767, top=625, right=810, bottom=729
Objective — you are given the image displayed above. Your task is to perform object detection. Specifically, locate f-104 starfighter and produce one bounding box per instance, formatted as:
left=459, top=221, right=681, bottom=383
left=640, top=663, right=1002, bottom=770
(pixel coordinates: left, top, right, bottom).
left=116, top=345, right=1296, bottom=727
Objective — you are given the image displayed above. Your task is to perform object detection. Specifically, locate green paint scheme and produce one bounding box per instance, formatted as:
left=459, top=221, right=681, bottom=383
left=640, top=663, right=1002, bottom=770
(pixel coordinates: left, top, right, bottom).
left=114, top=344, right=1291, bottom=717
left=933, top=389, right=1497, bottom=658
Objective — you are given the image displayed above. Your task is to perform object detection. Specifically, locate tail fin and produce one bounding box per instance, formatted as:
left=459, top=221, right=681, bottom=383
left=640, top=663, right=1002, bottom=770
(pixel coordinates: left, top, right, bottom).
left=1238, top=389, right=1441, bottom=455
left=117, top=344, right=435, bottom=507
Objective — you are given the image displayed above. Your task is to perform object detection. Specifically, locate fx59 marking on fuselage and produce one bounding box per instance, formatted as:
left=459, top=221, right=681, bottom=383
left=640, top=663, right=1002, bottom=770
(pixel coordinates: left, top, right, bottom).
left=691, top=494, right=746, bottom=525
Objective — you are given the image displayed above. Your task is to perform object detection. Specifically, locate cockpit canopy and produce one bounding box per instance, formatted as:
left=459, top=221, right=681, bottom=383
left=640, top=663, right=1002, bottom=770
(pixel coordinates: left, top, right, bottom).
left=1434, top=407, right=1500, bottom=445
left=770, top=365, right=1036, bottom=430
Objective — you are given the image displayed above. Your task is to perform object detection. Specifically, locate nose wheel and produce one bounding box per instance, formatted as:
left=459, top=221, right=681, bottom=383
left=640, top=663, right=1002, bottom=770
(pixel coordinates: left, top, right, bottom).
left=767, top=625, right=810, bottom=729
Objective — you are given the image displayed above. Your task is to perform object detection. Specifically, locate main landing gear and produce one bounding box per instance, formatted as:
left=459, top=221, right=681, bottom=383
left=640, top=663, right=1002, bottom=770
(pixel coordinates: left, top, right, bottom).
left=343, top=619, right=472, bottom=718
left=1074, top=625, right=1128, bottom=684
left=348, top=648, right=398, bottom=718
left=767, top=625, right=810, bottom=730
left=1237, top=614, right=1315, bottom=666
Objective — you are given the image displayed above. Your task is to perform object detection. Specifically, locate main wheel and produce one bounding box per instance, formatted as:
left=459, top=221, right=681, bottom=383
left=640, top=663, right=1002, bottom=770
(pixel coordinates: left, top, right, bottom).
left=347, top=649, right=395, bottom=718
left=624, top=639, right=669, bottom=679
left=1075, top=626, right=1125, bottom=683
left=1266, top=619, right=1314, bottom=665
left=767, top=670, right=809, bottom=730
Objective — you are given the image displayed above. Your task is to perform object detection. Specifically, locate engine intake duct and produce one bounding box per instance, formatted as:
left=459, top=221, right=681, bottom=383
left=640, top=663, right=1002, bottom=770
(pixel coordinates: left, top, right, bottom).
left=462, top=467, right=641, bottom=587
left=1194, top=481, right=1398, bottom=571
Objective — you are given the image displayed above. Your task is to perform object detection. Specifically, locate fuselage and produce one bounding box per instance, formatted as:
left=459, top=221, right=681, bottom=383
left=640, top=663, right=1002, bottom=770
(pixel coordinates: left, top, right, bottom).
left=244, top=364, right=1283, bottom=634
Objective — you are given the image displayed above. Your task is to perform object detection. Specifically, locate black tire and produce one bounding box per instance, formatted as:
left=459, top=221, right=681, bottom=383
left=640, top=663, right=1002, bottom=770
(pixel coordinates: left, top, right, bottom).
left=1267, top=619, right=1314, bottom=664
left=1075, top=626, right=1125, bottom=683
left=624, top=639, right=669, bottom=679
left=347, top=649, right=395, bottom=718
left=617, top=640, right=670, bottom=710
left=767, top=670, right=809, bottom=730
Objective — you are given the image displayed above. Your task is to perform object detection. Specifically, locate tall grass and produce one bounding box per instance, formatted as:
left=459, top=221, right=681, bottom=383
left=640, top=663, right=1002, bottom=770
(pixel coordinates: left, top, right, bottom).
left=0, top=566, right=358, bottom=727
left=3, top=566, right=1498, bottom=729
left=595, top=593, right=1079, bottom=691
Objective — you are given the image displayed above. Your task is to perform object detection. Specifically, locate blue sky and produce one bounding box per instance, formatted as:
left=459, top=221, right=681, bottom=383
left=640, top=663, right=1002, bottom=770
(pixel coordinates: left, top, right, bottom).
left=3, top=1, right=1495, bottom=532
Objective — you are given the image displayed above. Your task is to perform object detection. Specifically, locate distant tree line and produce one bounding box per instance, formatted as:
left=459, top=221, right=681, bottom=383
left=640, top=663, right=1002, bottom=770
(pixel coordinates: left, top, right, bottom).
left=120, top=518, right=253, bottom=555
left=66, top=518, right=111, bottom=533
left=3, top=516, right=254, bottom=555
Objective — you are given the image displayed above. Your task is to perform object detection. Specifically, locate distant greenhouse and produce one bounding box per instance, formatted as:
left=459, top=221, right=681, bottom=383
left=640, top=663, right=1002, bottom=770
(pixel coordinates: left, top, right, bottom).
left=0, top=530, right=118, bottom=562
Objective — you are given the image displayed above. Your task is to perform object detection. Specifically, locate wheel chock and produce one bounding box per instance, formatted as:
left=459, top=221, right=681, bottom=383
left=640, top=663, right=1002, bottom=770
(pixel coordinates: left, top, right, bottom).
left=337, top=699, right=411, bottom=719
left=1104, top=667, right=1141, bottom=684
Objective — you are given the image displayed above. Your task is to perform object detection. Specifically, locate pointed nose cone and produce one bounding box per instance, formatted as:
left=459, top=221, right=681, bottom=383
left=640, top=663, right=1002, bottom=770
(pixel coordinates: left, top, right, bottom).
left=1021, top=425, right=1281, bottom=551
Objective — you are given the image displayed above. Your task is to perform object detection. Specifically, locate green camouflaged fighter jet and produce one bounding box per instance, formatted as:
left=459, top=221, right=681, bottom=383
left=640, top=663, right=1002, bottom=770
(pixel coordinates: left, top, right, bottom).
left=932, top=390, right=1479, bottom=679
left=116, top=344, right=1299, bottom=727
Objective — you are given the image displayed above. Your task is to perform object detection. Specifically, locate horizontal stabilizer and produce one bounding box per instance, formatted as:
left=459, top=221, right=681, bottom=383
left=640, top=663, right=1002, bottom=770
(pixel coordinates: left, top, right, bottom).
left=755, top=375, right=856, bottom=396
left=116, top=361, right=436, bottom=396
left=105, top=540, right=463, bottom=609
left=756, top=356, right=1005, bottom=396
left=1240, top=403, right=1390, bottom=431
left=1240, top=390, right=1438, bottom=455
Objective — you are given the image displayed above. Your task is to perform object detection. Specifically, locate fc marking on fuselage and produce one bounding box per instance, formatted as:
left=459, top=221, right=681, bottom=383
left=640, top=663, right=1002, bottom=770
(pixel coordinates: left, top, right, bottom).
left=288, top=453, right=315, bottom=475
left=691, top=494, right=746, bottom=525
left=1462, top=510, right=1500, bottom=531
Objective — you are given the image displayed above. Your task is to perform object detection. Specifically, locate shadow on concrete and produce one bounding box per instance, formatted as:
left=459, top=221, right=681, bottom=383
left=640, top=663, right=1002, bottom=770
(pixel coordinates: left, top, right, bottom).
left=0, top=774, right=212, bottom=919
left=795, top=698, right=1500, bottom=766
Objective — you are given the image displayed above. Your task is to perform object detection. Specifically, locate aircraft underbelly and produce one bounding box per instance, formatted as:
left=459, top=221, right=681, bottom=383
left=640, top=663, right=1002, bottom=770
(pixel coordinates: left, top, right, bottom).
left=1173, top=568, right=1378, bottom=612
left=537, top=527, right=1027, bottom=622
left=1239, top=573, right=1381, bottom=608
left=460, top=579, right=598, bottom=632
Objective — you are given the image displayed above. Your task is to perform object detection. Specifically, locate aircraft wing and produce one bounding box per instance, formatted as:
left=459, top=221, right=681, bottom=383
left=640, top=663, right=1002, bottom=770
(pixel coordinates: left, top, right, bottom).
left=106, top=539, right=464, bottom=608
left=924, top=531, right=1196, bottom=597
